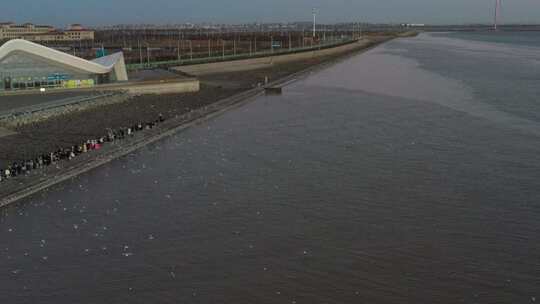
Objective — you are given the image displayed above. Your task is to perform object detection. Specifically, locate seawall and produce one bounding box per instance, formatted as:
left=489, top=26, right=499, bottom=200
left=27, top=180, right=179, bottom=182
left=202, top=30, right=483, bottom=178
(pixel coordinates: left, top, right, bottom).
left=174, top=39, right=374, bottom=76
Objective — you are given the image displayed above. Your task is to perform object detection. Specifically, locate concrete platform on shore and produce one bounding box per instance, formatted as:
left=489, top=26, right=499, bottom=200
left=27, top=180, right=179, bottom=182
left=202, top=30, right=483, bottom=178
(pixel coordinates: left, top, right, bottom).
left=113, top=78, right=200, bottom=95
left=0, top=77, right=200, bottom=115
left=0, top=77, right=200, bottom=94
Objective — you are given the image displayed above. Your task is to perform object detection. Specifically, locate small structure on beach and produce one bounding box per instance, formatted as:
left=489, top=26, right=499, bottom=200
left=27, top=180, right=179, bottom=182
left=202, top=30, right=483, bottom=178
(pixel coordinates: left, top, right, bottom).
left=264, top=87, right=283, bottom=95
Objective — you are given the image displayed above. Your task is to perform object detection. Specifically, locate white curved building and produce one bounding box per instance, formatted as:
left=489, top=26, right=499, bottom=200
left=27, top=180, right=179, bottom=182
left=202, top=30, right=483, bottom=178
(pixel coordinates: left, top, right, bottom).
left=0, top=39, right=127, bottom=91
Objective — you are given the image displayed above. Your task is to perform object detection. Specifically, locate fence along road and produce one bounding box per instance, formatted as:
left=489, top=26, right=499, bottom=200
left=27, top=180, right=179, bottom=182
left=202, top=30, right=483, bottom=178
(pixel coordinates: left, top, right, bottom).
left=126, top=38, right=358, bottom=70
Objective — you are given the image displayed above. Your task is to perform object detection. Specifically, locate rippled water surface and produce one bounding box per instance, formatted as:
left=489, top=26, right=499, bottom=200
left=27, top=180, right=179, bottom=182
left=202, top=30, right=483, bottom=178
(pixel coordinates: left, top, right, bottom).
left=1, top=33, right=540, bottom=303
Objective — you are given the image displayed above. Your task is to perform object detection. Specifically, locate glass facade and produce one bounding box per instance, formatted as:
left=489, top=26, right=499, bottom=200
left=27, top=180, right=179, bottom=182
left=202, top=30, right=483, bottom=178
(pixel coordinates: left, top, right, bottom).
left=0, top=52, right=99, bottom=92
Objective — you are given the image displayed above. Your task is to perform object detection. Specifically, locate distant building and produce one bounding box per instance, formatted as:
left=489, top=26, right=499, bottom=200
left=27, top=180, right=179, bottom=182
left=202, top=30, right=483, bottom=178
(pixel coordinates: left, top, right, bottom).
left=401, top=23, right=426, bottom=27
left=0, top=39, right=127, bottom=92
left=0, top=23, right=94, bottom=41
left=0, top=22, right=54, bottom=40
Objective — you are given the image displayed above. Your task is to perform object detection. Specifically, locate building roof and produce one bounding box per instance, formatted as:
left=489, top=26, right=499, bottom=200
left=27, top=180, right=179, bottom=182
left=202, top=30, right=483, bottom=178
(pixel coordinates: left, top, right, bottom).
left=18, top=29, right=93, bottom=37
left=91, top=52, right=125, bottom=67
left=0, top=39, right=127, bottom=81
left=65, top=29, right=93, bottom=32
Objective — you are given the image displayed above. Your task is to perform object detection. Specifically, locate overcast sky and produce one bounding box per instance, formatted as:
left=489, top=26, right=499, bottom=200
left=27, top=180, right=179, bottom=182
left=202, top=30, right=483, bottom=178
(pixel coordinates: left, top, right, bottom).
left=1, top=0, right=539, bottom=27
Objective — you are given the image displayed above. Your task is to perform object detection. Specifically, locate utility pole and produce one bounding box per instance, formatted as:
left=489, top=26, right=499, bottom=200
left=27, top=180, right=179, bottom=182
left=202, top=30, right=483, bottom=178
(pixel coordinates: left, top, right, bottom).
left=208, top=39, right=211, bottom=58
left=146, top=43, right=150, bottom=66
left=289, top=33, right=292, bottom=50
left=222, top=39, right=225, bottom=59
left=138, top=39, right=143, bottom=66
left=189, top=40, right=193, bottom=60
left=177, top=29, right=184, bottom=61
left=312, top=8, right=317, bottom=38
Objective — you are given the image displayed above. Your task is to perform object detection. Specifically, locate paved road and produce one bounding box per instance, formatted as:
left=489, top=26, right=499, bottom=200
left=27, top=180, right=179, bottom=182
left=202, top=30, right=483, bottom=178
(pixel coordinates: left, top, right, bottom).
left=128, top=69, right=183, bottom=81
left=0, top=91, right=90, bottom=113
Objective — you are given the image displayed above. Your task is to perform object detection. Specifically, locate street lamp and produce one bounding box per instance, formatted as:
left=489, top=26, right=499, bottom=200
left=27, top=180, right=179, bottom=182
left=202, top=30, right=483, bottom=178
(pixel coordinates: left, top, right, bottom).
left=143, top=42, right=150, bottom=67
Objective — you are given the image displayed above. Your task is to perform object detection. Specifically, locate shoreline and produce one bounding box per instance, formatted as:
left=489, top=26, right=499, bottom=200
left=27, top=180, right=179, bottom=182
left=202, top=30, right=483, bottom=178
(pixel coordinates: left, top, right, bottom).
left=0, top=37, right=393, bottom=208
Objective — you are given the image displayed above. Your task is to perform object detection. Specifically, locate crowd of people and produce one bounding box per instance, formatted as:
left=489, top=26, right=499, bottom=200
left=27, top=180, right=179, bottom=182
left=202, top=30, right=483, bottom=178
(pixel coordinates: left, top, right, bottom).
left=0, top=114, right=165, bottom=183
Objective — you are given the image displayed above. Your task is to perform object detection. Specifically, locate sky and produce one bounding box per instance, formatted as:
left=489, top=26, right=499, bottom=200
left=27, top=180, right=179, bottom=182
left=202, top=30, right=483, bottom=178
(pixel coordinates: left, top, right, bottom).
left=1, top=0, right=539, bottom=27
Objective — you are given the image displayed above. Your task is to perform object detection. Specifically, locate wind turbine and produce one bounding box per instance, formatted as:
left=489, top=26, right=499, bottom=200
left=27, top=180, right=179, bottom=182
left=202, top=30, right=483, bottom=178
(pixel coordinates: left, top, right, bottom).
left=494, top=0, right=502, bottom=30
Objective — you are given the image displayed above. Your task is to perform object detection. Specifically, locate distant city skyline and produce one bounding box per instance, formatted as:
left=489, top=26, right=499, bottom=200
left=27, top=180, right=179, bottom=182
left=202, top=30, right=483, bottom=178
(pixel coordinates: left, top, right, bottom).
left=1, top=0, right=540, bottom=27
